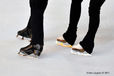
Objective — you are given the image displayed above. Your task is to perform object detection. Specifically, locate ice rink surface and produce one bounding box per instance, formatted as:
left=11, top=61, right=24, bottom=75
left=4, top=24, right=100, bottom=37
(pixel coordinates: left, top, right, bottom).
left=0, top=0, right=114, bottom=76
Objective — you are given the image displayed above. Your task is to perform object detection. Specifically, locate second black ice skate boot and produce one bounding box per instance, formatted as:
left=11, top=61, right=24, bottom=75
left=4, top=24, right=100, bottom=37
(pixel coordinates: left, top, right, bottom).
left=16, top=27, right=32, bottom=40
left=18, top=44, right=43, bottom=57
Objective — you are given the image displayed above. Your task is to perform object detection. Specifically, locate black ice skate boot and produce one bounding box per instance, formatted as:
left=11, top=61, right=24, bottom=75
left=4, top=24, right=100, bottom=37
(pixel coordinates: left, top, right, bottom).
left=16, top=27, right=32, bottom=40
left=18, top=44, right=43, bottom=57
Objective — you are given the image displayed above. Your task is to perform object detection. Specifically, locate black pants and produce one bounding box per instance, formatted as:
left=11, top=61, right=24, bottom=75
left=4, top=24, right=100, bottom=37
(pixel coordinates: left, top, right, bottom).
left=26, top=0, right=48, bottom=46
left=63, top=0, right=105, bottom=54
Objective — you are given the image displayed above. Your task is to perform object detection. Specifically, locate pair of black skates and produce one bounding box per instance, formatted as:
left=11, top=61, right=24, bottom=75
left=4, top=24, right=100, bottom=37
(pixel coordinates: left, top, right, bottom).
left=17, top=27, right=43, bottom=57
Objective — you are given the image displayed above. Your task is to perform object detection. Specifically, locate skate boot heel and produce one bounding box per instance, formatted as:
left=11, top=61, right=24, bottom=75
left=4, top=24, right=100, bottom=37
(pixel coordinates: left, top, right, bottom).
left=33, top=44, right=43, bottom=57
left=34, top=50, right=41, bottom=57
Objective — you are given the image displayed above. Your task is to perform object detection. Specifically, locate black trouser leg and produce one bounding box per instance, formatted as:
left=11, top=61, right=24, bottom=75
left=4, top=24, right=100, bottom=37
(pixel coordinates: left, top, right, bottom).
left=80, top=0, right=105, bottom=54
left=63, top=0, right=83, bottom=45
left=26, top=16, right=32, bottom=29
left=29, top=0, right=48, bottom=45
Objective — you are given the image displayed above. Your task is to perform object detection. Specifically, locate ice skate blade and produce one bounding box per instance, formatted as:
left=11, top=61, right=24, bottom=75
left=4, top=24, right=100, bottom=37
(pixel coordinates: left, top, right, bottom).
left=18, top=52, right=28, bottom=56
left=16, top=35, right=31, bottom=41
left=26, top=54, right=39, bottom=58
left=18, top=52, right=39, bottom=58
left=71, top=50, right=92, bottom=56
left=56, top=41, right=72, bottom=48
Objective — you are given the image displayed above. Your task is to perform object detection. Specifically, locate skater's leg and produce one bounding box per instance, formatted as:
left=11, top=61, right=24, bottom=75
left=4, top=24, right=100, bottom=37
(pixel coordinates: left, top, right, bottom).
left=80, top=0, right=105, bottom=54
left=30, top=0, right=48, bottom=45
left=63, top=0, right=83, bottom=45
left=19, top=0, right=48, bottom=56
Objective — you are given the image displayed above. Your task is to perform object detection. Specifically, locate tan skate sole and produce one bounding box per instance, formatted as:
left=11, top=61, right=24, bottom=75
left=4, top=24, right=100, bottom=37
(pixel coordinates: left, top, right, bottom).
left=57, top=38, right=66, bottom=43
left=72, top=48, right=85, bottom=52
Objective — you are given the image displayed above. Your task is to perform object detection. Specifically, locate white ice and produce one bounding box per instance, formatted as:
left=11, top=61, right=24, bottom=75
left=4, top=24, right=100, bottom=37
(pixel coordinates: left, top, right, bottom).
left=0, top=0, right=114, bottom=76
